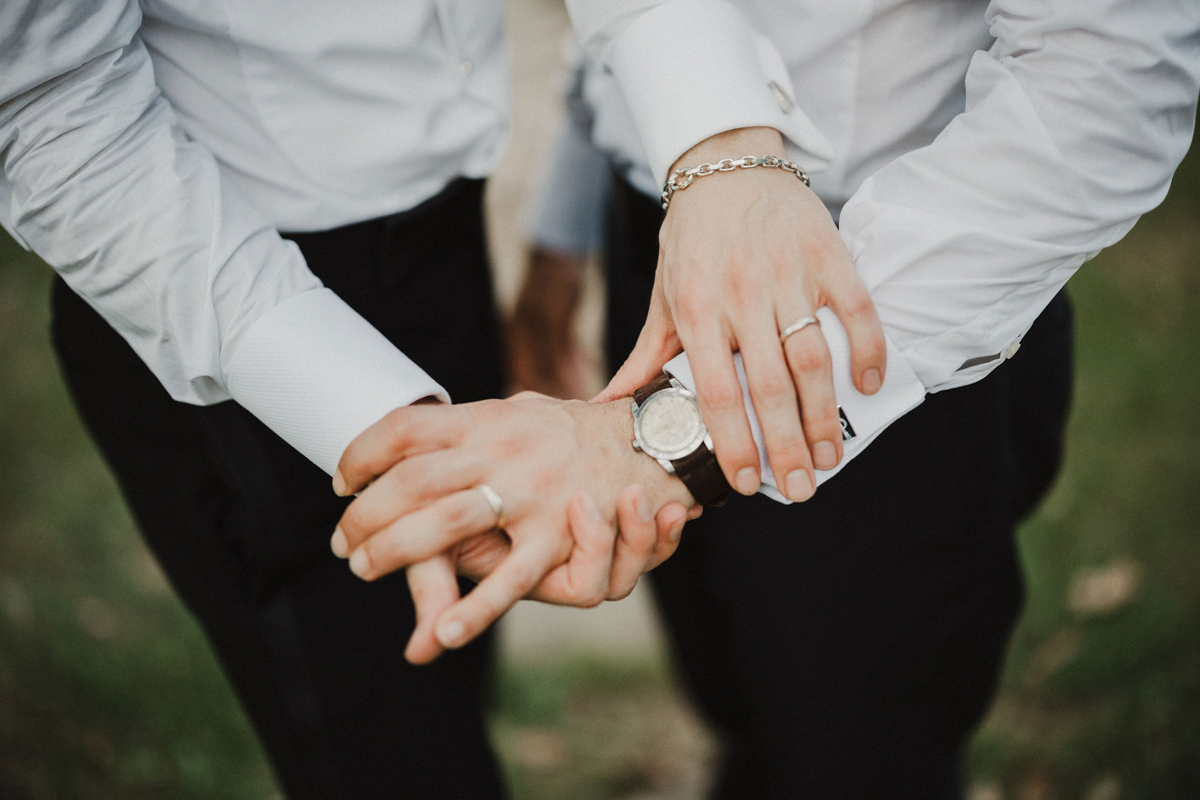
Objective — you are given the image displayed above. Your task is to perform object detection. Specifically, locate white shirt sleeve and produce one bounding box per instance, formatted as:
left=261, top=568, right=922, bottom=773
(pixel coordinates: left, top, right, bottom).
left=0, top=0, right=447, bottom=476
left=840, top=0, right=1200, bottom=396
left=662, top=0, right=1200, bottom=503
left=566, top=0, right=835, bottom=185
left=664, top=312, right=926, bottom=504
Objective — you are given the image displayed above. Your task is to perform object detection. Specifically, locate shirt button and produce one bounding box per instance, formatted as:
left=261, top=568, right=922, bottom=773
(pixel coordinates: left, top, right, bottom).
left=1004, top=341, right=1021, bottom=360
left=769, top=80, right=795, bottom=114
left=460, top=60, right=473, bottom=75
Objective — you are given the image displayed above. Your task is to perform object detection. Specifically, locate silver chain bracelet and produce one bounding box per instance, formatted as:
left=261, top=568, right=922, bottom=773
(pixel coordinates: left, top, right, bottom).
left=660, top=155, right=810, bottom=211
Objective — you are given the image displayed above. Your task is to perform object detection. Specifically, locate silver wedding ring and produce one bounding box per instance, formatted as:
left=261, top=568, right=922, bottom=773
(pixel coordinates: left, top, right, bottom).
left=478, top=484, right=506, bottom=531
left=780, top=316, right=820, bottom=344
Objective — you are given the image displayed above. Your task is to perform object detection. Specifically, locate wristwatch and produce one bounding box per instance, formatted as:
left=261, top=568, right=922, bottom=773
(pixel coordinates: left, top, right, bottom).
left=631, top=373, right=731, bottom=506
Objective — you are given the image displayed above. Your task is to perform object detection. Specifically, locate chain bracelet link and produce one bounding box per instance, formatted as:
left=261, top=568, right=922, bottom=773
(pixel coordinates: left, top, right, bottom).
left=660, top=155, right=810, bottom=210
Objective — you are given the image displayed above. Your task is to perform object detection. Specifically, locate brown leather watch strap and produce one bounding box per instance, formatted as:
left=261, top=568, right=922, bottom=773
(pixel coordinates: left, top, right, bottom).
left=671, top=442, right=731, bottom=507
left=633, top=372, right=673, bottom=406
left=633, top=373, right=731, bottom=507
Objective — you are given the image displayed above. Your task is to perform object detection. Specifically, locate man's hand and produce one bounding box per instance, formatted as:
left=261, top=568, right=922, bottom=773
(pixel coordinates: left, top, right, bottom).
left=508, top=246, right=593, bottom=400
left=329, top=394, right=695, bottom=661
left=598, top=127, right=887, bottom=502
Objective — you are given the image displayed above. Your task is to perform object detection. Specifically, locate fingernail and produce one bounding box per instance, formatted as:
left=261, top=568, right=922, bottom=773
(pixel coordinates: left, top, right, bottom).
left=582, top=492, right=604, bottom=521
left=437, top=619, right=466, bottom=649
left=785, top=469, right=815, bottom=502
left=349, top=548, right=371, bottom=578
left=812, top=441, right=838, bottom=471
left=636, top=489, right=653, bottom=522
left=669, top=521, right=684, bottom=542
left=863, top=368, right=882, bottom=395
left=735, top=467, right=760, bottom=496
left=332, top=469, right=347, bottom=496
left=330, top=526, right=349, bottom=558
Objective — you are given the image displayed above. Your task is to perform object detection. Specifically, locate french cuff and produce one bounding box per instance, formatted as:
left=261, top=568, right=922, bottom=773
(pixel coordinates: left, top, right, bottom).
left=664, top=307, right=927, bottom=504
left=609, top=0, right=834, bottom=188
left=224, top=288, right=449, bottom=476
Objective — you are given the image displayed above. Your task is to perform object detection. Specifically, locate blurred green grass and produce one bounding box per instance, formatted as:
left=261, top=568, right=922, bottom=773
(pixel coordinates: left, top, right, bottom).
left=1, top=140, right=1197, bottom=799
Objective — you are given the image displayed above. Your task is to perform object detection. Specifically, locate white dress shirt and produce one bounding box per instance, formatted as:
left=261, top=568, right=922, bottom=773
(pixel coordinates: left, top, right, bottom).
left=566, top=0, right=1200, bottom=499
left=0, top=0, right=510, bottom=473
left=3, top=0, right=1197, bottom=485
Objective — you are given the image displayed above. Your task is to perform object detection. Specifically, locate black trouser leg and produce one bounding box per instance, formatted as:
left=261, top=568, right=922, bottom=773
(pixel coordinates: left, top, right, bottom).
left=50, top=179, right=508, bottom=800
left=604, top=176, right=1073, bottom=799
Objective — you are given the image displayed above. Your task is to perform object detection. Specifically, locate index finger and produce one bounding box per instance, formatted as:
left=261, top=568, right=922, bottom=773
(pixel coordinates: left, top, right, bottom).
left=334, top=402, right=468, bottom=496
left=434, top=534, right=564, bottom=650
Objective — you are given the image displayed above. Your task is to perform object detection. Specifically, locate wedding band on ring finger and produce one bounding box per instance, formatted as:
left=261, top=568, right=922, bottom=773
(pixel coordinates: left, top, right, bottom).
left=478, top=484, right=506, bottom=531
left=780, top=316, right=820, bottom=345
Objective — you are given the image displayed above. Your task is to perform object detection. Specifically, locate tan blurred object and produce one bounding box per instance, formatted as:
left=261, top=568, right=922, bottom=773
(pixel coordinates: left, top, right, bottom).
left=1067, top=557, right=1144, bottom=616
left=488, top=0, right=607, bottom=403
left=508, top=246, right=596, bottom=399
left=967, top=782, right=1005, bottom=800
left=1084, top=776, right=1121, bottom=800
left=491, top=0, right=671, bottom=673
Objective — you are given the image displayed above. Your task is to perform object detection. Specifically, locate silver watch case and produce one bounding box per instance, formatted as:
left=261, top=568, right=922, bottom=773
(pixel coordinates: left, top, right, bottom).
left=630, top=378, right=714, bottom=476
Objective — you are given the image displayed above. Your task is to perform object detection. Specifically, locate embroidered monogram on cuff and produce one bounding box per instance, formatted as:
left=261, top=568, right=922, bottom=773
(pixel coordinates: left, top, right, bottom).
left=660, top=155, right=809, bottom=210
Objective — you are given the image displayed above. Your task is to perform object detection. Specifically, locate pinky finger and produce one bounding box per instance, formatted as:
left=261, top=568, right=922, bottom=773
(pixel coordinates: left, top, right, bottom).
left=527, top=492, right=616, bottom=607
left=608, top=485, right=658, bottom=601
left=648, top=502, right=688, bottom=571
left=404, top=554, right=461, bottom=665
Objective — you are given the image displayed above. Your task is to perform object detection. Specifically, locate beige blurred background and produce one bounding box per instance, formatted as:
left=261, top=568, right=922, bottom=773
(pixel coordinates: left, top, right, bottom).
left=3, top=1, right=1199, bottom=799
left=487, top=0, right=667, bottom=668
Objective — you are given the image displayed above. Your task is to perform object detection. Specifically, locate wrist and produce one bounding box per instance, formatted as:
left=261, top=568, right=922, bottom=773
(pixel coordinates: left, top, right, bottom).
left=583, top=399, right=696, bottom=510
left=670, top=127, right=786, bottom=175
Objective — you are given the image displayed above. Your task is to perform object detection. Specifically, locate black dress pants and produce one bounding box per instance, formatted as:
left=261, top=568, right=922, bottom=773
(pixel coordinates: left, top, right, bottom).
left=606, top=177, right=1074, bottom=799
left=50, top=179, right=508, bottom=800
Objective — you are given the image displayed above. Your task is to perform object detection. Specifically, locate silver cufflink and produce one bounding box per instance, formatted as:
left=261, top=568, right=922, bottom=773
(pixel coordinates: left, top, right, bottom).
left=769, top=81, right=795, bottom=114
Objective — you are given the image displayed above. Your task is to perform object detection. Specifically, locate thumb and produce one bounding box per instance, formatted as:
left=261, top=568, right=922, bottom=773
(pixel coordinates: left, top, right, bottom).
left=593, top=295, right=681, bottom=403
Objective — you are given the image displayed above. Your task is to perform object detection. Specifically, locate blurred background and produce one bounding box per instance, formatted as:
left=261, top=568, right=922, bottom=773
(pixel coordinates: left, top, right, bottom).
left=2, top=0, right=1198, bottom=798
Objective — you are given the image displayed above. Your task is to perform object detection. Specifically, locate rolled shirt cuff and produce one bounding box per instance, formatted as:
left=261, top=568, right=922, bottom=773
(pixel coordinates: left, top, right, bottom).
left=609, top=0, right=834, bottom=187
left=224, top=288, right=449, bottom=476
left=664, top=307, right=927, bottom=503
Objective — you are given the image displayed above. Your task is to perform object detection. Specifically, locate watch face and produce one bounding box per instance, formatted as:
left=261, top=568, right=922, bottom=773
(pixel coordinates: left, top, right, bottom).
left=637, top=390, right=705, bottom=460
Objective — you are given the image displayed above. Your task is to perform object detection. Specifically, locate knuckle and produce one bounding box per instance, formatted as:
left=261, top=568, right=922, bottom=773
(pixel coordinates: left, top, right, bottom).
left=674, top=290, right=710, bottom=329
left=769, top=434, right=810, bottom=463
left=701, top=381, right=742, bottom=412
left=727, top=268, right=763, bottom=312
left=802, top=406, right=842, bottom=441
left=802, top=232, right=838, bottom=265
left=812, top=416, right=843, bottom=441
left=474, top=398, right=508, bottom=423
left=508, top=561, right=540, bottom=596
left=752, top=370, right=796, bottom=407
left=787, top=340, right=830, bottom=375
left=532, top=466, right=565, bottom=496
left=843, top=290, right=876, bottom=321
left=339, top=504, right=368, bottom=540
left=371, top=530, right=410, bottom=565
left=440, top=495, right=477, bottom=531
left=384, top=409, right=411, bottom=441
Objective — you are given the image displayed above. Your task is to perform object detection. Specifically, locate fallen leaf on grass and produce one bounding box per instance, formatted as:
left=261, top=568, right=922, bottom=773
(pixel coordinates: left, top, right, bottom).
left=1067, top=558, right=1143, bottom=617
